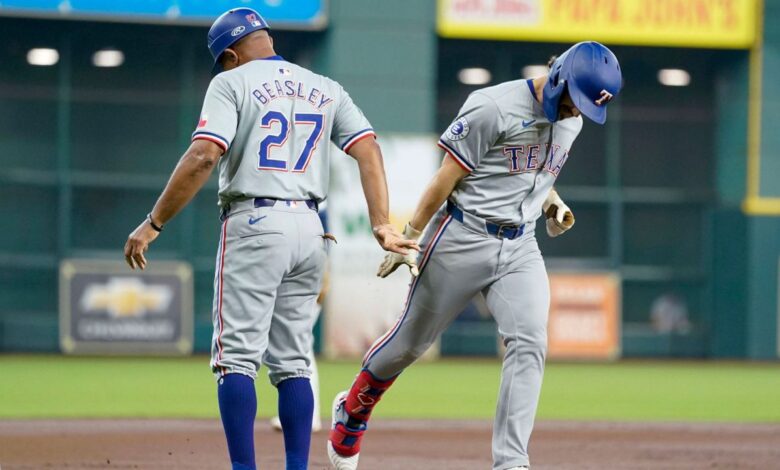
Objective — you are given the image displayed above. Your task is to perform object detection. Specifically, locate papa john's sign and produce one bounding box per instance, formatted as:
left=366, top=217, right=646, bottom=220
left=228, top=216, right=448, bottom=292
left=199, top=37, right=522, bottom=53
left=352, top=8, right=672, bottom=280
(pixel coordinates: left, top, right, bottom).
left=438, top=0, right=758, bottom=49
left=547, top=273, right=621, bottom=360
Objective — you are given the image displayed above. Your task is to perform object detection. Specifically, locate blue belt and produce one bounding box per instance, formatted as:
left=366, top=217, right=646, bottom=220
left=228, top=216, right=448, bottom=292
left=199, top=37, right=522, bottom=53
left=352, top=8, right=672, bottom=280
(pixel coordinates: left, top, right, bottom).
left=221, top=197, right=318, bottom=220
left=253, top=197, right=318, bottom=211
left=446, top=201, right=525, bottom=240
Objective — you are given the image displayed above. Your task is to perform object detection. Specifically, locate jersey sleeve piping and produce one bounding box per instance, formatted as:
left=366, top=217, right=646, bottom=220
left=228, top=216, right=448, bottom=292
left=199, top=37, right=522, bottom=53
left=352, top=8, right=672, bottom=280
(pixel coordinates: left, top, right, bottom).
left=437, top=139, right=475, bottom=172
left=342, top=128, right=376, bottom=153
left=192, top=131, right=229, bottom=153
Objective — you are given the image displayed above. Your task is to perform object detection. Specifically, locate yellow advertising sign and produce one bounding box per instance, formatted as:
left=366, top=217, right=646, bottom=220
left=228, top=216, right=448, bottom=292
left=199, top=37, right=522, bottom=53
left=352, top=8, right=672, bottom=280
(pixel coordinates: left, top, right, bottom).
left=438, top=0, right=758, bottom=49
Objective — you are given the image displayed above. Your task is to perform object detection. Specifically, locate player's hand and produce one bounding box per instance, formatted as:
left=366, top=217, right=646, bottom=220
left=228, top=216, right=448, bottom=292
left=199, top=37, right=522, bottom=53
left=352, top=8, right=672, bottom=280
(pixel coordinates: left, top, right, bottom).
left=543, top=190, right=575, bottom=238
left=376, top=223, right=423, bottom=277
left=124, top=218, right=161, bottom=270
left=372, top=223, right=420, bottom=255
left=377, top=250, right=420, bottom=278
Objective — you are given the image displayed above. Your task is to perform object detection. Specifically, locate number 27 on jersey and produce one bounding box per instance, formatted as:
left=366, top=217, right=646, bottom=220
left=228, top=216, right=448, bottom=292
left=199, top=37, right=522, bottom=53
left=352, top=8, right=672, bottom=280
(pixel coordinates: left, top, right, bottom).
left=258, top=110, right=324, bottom=173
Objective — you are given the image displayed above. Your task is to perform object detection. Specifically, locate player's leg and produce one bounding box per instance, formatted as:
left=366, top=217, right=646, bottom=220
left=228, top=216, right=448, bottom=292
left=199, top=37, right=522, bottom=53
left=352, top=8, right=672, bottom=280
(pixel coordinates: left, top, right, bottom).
left=211, top=208, right=291, bottom=470
left=264, top=208, right=327, bottom=470
left=309, top=322, right=323, bottom=431
left=270, top=304, right=323, bottom=432
left=268, top=349, right=322, bottom=433
left=482, top=238, right=549, bottom=470
left=329, top=213, right=496, bottom=462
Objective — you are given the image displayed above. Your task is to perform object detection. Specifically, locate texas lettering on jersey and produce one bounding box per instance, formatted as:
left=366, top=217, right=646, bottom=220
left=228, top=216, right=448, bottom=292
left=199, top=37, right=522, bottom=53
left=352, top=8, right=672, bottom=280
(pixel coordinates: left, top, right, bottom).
left=503, top=143, right=569, bottom=176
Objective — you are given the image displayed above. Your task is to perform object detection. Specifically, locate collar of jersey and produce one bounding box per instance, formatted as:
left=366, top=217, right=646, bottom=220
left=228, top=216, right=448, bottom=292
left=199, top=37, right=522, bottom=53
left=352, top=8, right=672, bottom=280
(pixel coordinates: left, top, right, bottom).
left=526, top=79, right=548, bottom=121
left=256, top=55, right=285, bottom=61
left=526, top=79, right=538, bottom=102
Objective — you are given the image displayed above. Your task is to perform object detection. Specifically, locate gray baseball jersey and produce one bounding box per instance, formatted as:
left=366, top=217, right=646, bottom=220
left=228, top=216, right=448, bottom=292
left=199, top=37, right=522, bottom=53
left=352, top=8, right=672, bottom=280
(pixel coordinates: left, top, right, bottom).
left=197, top=56, right=374, bottom=384
left=437, top=79, right=582, bottom=225
left=353, top=79, right=584, bottom=469
left=193, top=56, right=375, bottom=207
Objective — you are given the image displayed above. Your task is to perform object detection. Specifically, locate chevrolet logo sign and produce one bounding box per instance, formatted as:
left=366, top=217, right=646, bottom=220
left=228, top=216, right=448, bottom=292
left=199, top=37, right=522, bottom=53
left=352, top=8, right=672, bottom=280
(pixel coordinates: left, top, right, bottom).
left=80, top=277, right=173, bottom=318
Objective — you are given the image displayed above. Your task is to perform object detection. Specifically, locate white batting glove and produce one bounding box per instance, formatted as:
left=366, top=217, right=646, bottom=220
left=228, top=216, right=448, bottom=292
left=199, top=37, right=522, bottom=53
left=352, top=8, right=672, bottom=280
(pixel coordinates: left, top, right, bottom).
left=377, top=223, right=423, bottom=278
left=543, top=190, right=575, bottom=238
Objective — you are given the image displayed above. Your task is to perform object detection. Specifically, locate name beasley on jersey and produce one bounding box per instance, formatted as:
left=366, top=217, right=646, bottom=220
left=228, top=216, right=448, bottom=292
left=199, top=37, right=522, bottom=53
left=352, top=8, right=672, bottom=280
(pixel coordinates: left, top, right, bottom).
left=252, top=79, right=334, bottom=110
left=503, top=143, right=569, bottom=177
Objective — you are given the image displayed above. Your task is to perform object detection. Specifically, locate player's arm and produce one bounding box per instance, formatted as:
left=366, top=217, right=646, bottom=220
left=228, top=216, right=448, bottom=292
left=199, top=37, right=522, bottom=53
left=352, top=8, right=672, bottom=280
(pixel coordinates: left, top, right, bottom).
left=329, top=83, right=416, bottom=255
left=124, top=140, right=223, bottom=270
left=377, top=155, right=467, bottom=278
left=125, top=74, right=237, bottom=270
left=378, top=92, right=498, bottom=278
left=408, top=90, right=496, bottom=235
left=543, top=187, right=575, bottom=237
left=346, top=137, right=419, bottom=255
left=409, top=156, right=468, bottom=231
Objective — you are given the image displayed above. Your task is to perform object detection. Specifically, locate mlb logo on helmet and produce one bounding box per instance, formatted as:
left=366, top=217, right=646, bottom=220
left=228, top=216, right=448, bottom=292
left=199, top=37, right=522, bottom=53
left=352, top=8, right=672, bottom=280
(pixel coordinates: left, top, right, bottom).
left=246, top=13, right=262, bottom=27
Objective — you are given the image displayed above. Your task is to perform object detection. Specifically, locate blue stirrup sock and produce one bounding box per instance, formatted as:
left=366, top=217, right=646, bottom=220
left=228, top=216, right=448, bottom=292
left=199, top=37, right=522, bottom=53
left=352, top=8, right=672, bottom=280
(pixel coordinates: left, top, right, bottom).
left=218, top=373, right=257, bottom=470
left=277, top=377, right=314, bottom=470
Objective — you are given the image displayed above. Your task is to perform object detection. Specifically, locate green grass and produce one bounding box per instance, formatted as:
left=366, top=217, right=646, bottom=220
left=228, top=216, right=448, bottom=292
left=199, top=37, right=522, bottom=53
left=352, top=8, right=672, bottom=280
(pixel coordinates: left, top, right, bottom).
left=1, top=355, right=779, bottom=422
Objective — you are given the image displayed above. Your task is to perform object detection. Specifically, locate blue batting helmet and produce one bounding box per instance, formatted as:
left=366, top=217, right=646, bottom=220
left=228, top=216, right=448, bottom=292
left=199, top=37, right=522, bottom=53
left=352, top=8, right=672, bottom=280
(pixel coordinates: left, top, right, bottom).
left=208, top=8, right=270, bottom=74
left=542, top=41, right=622, bottom=125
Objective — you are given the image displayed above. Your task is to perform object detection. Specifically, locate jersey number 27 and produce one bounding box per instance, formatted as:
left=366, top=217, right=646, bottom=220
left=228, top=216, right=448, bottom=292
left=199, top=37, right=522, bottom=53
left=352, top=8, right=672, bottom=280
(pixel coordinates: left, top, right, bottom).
left=258, top=110, right=324, bottom=172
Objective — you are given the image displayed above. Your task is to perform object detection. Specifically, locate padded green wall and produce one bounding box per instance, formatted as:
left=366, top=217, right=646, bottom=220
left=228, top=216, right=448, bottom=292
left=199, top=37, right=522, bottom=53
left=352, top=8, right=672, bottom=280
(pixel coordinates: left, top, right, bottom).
left=710, top=1, right=780, bottom=359
left=314, top=0, right=437, bottom=133
left=759, top=1, right=780, bottom=198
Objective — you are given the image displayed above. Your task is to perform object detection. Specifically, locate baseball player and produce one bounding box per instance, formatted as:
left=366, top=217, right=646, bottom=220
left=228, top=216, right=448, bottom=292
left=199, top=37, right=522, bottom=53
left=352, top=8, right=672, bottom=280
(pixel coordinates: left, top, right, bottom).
left=123, top=8, right=417, bottom=470
left=327, top=42, right=622, bottom=470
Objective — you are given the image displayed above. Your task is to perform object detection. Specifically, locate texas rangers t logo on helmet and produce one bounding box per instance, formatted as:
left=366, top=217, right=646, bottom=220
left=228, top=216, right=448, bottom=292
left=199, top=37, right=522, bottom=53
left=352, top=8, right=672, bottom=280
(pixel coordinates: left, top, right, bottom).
left=595, top=89, right=614, bottom=106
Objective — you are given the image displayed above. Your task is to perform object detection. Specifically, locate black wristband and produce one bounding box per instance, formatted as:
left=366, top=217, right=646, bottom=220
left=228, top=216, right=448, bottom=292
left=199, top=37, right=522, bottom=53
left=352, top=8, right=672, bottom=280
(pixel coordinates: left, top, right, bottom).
left=146, top=213, right=163, bottom=232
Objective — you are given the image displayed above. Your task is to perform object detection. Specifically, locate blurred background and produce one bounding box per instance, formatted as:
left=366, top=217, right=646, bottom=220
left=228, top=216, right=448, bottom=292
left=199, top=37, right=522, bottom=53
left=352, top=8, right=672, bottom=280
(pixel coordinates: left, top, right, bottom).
left=0, top=0, right=778, bottom=364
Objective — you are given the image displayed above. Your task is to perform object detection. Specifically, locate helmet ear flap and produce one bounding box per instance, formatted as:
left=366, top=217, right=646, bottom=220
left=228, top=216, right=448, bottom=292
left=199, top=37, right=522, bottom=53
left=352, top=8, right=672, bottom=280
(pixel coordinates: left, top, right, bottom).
left=550, top=64, right=561, bottom=87
left=542, top=56, right=568, bottom=122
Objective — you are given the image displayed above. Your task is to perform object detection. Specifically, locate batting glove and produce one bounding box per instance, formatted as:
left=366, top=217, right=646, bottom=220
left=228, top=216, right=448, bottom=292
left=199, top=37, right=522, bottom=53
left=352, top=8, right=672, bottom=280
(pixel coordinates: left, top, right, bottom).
left=543, top=190, right=575, bottom=238
left=377, top=223, right=422, bottom=278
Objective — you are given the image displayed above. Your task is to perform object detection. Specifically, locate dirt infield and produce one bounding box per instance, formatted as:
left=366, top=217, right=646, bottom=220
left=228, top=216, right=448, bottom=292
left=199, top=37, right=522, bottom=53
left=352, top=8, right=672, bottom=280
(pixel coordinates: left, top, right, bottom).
left=1, top=419, right=779, bottom=469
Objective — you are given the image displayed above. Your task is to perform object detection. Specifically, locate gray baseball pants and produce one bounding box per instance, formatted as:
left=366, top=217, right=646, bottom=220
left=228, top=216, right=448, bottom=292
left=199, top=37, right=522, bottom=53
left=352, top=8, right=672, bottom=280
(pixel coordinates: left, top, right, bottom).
left=210, top=199, right=327, bottom=386
left=362, top=207, right=549, bottom=469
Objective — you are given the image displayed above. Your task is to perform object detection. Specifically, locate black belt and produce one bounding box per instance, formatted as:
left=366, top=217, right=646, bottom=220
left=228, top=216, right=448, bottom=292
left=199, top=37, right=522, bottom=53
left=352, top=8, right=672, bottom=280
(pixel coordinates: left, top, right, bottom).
left=446, top=201, right=525, bottom=240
